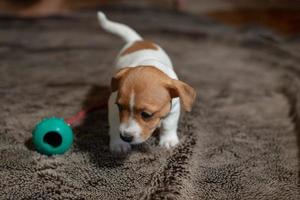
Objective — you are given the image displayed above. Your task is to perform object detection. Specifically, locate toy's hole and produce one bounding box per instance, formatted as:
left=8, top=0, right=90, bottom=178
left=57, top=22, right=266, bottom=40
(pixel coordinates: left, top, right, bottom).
left=43, top=132, right=62, bottom=148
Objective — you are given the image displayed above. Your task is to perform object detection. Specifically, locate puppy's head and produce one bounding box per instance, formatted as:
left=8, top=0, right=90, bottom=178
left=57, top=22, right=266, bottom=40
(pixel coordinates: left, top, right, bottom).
left=111, top=66, right=196, bottom=144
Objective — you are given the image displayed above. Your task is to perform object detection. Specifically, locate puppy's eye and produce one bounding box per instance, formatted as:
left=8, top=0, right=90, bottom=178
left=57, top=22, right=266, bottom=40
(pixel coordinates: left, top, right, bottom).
left=141, top=111, right=153, bottom=120
left=116, top=103, right=123, bottom=110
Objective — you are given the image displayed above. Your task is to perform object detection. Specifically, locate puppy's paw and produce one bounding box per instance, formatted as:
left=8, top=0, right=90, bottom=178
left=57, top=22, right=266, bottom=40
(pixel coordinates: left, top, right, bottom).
left=159, top=135, right=179, bottom=149
left=110, top=139, right=131, bottom=154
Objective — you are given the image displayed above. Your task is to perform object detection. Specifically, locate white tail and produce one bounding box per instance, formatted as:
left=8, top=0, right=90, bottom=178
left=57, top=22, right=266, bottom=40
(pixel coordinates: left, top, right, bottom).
left=97, top=12, right=142, bottom=43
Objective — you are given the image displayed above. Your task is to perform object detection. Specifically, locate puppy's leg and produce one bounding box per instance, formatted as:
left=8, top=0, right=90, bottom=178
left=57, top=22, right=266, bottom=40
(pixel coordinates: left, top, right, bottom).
left=159, top=100, right=180, bottom=149
left=108, top=92, right=131, bottom=153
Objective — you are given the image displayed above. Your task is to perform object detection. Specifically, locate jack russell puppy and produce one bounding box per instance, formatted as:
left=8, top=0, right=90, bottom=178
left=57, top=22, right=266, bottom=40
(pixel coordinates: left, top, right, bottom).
left=97, top=12, right=196, bottom=153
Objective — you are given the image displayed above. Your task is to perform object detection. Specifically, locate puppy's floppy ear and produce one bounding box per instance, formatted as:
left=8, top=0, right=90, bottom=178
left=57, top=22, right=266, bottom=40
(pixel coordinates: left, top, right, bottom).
left=167, top=79, right=196, bottom=112
left=111, top=67, right=131, bottom=92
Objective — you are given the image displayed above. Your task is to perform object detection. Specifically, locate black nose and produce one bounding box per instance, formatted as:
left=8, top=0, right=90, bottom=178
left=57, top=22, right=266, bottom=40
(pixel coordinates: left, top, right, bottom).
left=120, top=133, right=133, bottom=143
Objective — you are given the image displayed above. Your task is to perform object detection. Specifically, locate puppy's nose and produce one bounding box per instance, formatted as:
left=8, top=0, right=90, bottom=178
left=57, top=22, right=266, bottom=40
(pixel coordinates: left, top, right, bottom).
left=120, top=133, right=133, bottom=143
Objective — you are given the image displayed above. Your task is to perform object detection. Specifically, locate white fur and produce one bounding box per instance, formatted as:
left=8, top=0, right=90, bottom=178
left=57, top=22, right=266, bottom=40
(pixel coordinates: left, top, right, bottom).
left=119, top=91, right=144, bottom=144
left=108, top=92, right=131, bottom=153
left=129, top=91, right=135, bottom=113
left=98, top=12, right=180, bottom=153
left=97, top=12, right=141, bottom=43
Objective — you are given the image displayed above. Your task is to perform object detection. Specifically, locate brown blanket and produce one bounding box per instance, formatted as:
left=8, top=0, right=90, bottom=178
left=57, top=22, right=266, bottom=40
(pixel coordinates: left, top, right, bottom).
left=0, top=8, right=299, bottom=199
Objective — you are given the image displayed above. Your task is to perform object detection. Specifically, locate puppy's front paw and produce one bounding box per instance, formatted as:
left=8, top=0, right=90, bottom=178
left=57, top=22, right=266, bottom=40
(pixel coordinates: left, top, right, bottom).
left=110, top=139, right=131, bottom=154
left=159, top=135, right=179, bottom=149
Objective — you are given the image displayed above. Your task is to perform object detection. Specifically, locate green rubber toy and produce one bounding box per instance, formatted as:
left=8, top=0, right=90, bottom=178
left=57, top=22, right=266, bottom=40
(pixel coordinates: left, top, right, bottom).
left=32, top=117, right=73, bottom=155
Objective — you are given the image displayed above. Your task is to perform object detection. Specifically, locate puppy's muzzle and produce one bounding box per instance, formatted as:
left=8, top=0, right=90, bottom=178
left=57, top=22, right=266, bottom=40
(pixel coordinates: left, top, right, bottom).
left=120, top=132, right=134, bottom=143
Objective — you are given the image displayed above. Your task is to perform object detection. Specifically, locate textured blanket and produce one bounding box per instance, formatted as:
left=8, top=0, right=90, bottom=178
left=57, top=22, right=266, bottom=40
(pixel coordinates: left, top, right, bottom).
left=0, top=7, right=299, bottom=200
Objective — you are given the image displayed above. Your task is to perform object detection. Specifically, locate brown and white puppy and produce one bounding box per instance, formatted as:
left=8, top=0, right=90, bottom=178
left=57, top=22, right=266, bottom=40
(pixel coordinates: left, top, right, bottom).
left=98, top=12, right=196, bottom=153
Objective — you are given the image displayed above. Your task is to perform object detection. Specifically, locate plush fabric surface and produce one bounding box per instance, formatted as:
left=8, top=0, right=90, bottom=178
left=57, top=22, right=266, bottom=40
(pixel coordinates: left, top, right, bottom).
left=0, top=8, right=299, bottom=200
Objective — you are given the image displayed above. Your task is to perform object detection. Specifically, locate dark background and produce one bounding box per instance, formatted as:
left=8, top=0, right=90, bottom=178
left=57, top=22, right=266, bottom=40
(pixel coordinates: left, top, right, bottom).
left=0, top=1, right=299, bottom=199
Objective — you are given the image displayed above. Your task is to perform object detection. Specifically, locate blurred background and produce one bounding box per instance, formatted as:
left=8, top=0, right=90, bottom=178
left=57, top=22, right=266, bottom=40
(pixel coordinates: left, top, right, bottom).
left=0, top=0, right=299, bottom=37
left=1, top=1, right=299, bottom=199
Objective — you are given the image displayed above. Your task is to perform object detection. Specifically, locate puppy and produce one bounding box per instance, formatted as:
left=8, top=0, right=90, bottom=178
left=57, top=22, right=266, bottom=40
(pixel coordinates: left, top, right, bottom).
left=97, top=12, right=196, bottom=153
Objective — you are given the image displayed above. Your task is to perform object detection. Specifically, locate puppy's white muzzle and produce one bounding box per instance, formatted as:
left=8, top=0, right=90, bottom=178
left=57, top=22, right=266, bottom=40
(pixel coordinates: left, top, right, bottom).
left=119, top=118, right=143, bottom=144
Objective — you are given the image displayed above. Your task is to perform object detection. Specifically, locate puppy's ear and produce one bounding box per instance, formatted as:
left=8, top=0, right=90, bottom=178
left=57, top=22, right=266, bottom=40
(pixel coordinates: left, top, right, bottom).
left=167, top=79, right=196, bottom=112
left=111, top=67, right=131, bottom=92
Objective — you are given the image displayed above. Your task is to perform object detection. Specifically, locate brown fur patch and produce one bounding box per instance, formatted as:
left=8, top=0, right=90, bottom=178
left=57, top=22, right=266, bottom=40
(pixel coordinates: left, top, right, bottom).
left=116, top=66, right=172, bottom=140
left=120, top=40, right=158, bottom=56
left=113, top=65, right=196, bottom=142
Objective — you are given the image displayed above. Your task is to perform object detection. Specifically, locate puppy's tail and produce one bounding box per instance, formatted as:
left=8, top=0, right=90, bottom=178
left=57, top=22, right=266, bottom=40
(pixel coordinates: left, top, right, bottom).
left=97, top=12, right=142, bottom=43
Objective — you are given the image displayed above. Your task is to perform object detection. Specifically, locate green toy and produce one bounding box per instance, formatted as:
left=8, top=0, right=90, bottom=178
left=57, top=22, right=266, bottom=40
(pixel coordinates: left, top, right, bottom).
left=32, top=117, right=73, bottom=156
left=32, top=102, right=106, bottom=156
